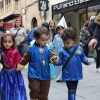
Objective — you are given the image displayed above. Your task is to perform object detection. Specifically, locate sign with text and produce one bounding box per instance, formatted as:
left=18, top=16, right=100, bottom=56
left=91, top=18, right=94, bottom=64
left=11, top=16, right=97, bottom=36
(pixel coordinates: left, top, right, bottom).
left=52, top=0, right=90, bottom=11
left=38, top=0, right=49, bottom=11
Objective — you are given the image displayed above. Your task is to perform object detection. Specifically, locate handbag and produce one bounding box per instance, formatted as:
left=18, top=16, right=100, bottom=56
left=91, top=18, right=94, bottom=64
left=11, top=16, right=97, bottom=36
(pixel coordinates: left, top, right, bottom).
left=62, top=45, right=78, bottom=71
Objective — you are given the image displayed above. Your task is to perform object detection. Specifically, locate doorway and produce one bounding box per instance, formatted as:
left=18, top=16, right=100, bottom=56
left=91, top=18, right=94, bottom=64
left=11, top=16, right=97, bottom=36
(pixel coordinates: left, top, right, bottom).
left=31, top=17, right=37, bottom=28
left=65, top=8, right=86, bottom=40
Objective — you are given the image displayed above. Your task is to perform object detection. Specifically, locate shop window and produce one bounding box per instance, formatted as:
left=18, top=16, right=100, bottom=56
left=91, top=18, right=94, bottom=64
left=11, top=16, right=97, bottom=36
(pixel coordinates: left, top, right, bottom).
left=53, top=14, right=62, bottom=25
left=79, top=14, right=86, bottom=29
left=0, top=1, right=3, bottom=9
left=88, top=4, right=100, bottom=20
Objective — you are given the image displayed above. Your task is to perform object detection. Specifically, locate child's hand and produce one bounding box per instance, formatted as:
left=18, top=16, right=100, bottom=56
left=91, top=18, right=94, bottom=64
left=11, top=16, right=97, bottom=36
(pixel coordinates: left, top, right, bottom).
left=52, top=57, right=59, bottom=64
left=86, top=60, right=91, bottom=65
left=16, top=67, right=23, bottom=71
left=16, top=63, right=24, bottom=71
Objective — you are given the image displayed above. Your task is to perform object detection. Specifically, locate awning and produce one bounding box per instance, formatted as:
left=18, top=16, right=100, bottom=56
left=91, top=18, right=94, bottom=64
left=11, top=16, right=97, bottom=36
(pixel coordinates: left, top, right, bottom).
left=3, top=15, right=22, bottom=29
left=3, top=14, right=20, bottom=22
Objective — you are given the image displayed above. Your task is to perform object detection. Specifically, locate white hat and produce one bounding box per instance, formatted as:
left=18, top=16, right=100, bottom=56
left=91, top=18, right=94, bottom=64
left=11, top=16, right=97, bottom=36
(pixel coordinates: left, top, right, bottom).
left=57, top=16, right=67, bottom=28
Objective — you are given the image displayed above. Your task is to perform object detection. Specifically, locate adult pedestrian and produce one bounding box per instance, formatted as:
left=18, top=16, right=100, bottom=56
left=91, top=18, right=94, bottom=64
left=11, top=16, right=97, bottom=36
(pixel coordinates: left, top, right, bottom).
left=88, top=9, right=100, bottom=37
left=0, top=19, right=6, bottom=49
left=67, top=22, right=76, bottom=30
left=0, top=19, right=6, bottom=33
left=10, top=19, right=26, bottom=56
left=49, top=20, right=56, bottom=41
left=80, top=21, right=91, bottom=56
left=24, top=22, right=38, bottom=46
left=89, top=12, right=100, bottom=73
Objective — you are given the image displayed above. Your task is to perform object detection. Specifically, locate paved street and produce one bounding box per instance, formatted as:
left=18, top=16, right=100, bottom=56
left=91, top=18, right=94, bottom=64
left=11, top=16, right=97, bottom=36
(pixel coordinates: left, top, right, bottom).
left=22, top=58, right=100, bottom=100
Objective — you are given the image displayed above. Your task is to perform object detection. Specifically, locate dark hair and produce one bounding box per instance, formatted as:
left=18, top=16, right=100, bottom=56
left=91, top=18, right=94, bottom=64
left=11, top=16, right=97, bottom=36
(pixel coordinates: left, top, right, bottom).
left=0, top=19, right=4, bottom=28
left=67, top=23, right=71, bottom=27
left=34, top=26, right=50, bottom=39
left=95, top=9, right=100, bottom=16
left=0, top=19, right=3, bottom=23
left=1, top=34, right=15, bottom=49
left=61, top=28, right=77, bottom=41
left=84, top=20, right=89, bottom=27
left=41, top=22, right=49, bottom=31
left=56, top=25, right=64, bottom=32
left=14, top=19, right=21, bottom=28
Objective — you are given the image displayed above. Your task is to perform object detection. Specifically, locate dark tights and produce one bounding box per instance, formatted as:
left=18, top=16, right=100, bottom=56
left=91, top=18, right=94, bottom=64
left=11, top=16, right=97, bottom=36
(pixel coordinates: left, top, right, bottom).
left=96, top=48, right=100, bottom=68
left=66, top=81, right=78, bottom=91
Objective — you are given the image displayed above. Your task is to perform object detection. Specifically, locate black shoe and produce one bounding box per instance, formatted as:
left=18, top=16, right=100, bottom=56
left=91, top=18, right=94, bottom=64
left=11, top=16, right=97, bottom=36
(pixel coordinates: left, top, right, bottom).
left=56, top=80, right=63, bottom=82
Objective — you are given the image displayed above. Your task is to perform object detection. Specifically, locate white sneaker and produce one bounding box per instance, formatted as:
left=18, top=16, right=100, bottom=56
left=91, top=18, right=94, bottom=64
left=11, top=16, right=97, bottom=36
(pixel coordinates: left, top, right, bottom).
left=97, top=68, right=100, bottom=73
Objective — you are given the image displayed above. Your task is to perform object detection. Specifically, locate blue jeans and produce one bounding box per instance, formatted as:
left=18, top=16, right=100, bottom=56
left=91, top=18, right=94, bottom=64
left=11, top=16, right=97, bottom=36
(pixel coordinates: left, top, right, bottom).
left=16, top=45, right=25, bottom=56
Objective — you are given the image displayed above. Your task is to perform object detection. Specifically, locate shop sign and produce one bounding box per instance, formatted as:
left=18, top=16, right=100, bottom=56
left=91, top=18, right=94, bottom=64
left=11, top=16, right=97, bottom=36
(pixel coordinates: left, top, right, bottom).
left=53, top=0, right=90, bottom=11
left=38, top=0, right=49, bottom=11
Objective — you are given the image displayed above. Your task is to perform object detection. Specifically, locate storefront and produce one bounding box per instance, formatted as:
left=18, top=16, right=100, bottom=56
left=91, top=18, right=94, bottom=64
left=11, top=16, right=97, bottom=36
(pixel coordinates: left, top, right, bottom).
left=52, top=0, right=100, bottom=56
left=52, top=0, right=100, bottom=34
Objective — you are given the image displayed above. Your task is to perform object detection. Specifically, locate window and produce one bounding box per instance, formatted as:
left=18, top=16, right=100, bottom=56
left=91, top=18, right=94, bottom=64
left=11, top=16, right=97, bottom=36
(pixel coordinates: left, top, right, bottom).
left=5, top=0, right=11, bottom=5
left=0, top=1, right=3, bottom=9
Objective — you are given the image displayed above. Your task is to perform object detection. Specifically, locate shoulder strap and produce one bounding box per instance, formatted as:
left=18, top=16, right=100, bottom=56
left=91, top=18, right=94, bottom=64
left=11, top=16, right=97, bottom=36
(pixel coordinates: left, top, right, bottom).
left=15, top=28, right=20, bottom=37
left=62, top=45, right=78, bottom=71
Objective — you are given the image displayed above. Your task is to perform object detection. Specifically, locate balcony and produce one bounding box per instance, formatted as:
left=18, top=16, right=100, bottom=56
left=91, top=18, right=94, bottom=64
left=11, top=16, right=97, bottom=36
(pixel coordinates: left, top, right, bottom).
left=0, top=1, right=21, bottom=21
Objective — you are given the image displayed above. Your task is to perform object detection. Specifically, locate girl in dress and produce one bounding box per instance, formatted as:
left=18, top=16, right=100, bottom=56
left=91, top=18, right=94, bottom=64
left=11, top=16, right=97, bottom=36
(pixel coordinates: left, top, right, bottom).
left=47, top=25, right=64, bottom=81
left=0, top=34, right=27, bottom=100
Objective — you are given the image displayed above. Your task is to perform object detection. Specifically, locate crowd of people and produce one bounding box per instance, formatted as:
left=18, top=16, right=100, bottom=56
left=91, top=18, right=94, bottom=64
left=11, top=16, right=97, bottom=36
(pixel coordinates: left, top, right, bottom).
left=0, top=9, right=100, bottom=100
left=80, top=9, right=100, bottom=74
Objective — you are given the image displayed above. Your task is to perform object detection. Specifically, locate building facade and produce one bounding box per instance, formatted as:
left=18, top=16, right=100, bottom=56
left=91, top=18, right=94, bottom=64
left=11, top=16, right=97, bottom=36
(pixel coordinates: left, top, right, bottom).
left=0, top=0, right=42, bottom=30
left=1, top=0, right=99, bottom=34
left=0, top=0, right=66, bottom=30
left=52, top=0, right=100, bottom=36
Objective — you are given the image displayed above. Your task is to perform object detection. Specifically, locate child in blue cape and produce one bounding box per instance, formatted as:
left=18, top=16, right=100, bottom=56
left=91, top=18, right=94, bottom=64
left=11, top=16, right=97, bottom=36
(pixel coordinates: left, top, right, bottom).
left=53, top=28, right=91, bottom=100
left=17, top=26, right=57, bottom=100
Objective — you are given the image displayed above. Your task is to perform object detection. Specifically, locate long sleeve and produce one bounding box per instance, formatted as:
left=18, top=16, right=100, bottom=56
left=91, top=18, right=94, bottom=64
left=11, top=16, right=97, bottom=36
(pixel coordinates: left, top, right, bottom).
left=55, top=51, right=63, bottom=66
left=18, top=50, right=30, bottom=68
left=93, top=24, right=100, bottom=41
left=24, top=28, right=35, bottom=46
left=93, top=13, right=100, bottom=41
left=47, top=36, right=56, bottom=50
left=88, top=21, right=96, bottom=36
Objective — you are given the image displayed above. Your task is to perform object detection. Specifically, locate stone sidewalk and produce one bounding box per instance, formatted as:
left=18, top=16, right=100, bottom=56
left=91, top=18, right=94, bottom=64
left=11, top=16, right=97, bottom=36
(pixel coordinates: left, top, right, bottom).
left=22, top=58, right=100, bottom=100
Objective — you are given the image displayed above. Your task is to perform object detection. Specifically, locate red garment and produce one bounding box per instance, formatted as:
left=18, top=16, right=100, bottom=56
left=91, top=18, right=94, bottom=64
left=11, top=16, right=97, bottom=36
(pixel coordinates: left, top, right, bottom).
left=3, top=48, right=22, bottom=68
